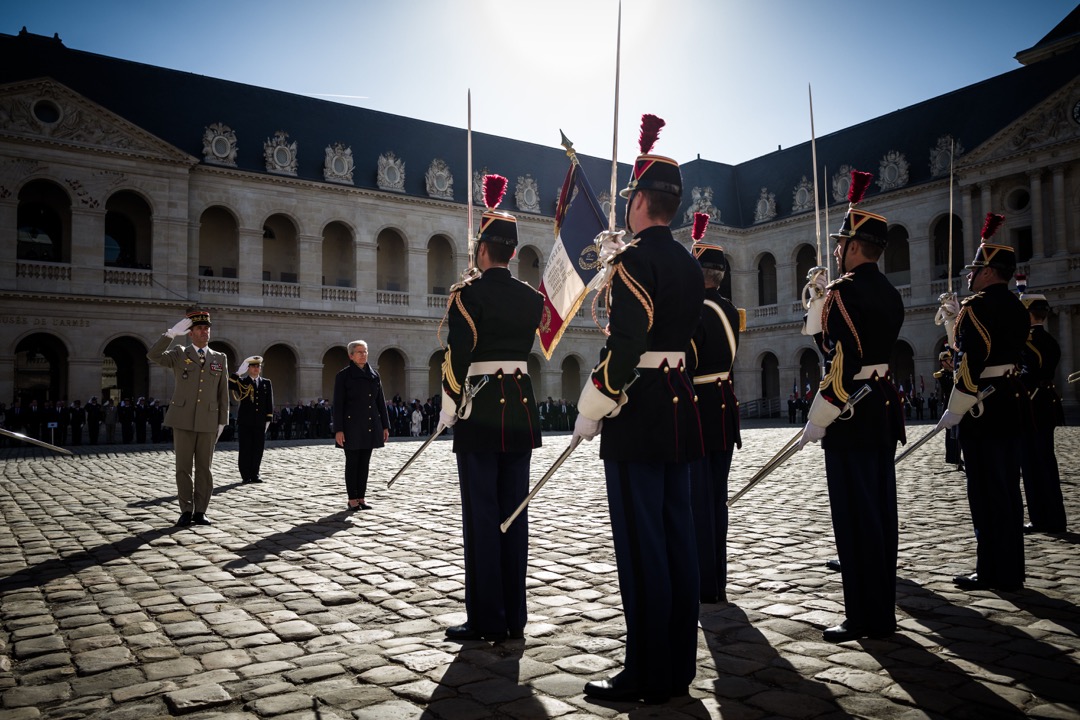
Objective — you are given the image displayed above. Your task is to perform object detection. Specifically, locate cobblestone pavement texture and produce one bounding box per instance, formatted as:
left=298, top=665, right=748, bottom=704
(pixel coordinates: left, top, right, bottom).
left=1, top=424, right=1078, bottom=720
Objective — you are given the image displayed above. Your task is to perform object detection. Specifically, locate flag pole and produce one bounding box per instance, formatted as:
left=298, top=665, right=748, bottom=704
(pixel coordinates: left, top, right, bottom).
left=607, top=0, right=622, bottom=232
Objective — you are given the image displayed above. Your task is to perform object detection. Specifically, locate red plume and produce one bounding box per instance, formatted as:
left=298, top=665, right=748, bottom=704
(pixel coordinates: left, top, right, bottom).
left=981, top=212, right=1005, bottom=240
left=692, top=212, right=709, bottom=241
left=638, top=114, right=665, bottom=154
left=848, top=170, right=873, bottom=204
left=482, top=174, right=508, bottom=210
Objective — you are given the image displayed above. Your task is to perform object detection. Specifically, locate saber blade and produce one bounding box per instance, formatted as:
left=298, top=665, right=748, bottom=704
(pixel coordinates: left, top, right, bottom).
left=500, top=435, right=583, bottom=533
left=0, top=427, right=73, bottom=455
left=386, top=423, right=446, bottom=489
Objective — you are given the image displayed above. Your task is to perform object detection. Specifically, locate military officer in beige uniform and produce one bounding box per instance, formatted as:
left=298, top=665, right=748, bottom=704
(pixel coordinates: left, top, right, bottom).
left=147, top=309, right=230, bottom=526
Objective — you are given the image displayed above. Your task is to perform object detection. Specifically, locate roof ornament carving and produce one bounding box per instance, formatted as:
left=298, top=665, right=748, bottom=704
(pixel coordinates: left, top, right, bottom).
left=64, top=170, right=125, bottom=209
left=0, top=89, right=150, bottom=153
left=203, top=123, right=238, bottom=167
left=1011, top=99, right=1073, bottom=150
left=930, top=135, right=964, bottom=178
left=831, top=165, right=853, bottom=204
left=425, top=158, right=453, bottom=199
left=323, top=142, right=353, bottom=184
left=515, top=174, right=540, bottom=213
left=683, top=186, right=721, bottom=225
left=0, top=158, right=40, bottom=199
left=753, top=187, right=776, bottom=224
left=877, top=150, right=909, bottom=191
left=471, top=168, right=489, bottom=205
left=377, top=151, right=405, bottom=192
left=264, top=131, right=298, bottom=176
left=791, top=177, right=815, bottom=213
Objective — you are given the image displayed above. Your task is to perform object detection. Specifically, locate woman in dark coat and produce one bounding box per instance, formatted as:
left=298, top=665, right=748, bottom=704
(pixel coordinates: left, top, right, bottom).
left=333, top=340, right=390, bottom=511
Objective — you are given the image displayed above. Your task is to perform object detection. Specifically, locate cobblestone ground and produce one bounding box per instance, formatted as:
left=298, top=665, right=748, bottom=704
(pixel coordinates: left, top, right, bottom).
left=1, top=425, right=1078, bottom=720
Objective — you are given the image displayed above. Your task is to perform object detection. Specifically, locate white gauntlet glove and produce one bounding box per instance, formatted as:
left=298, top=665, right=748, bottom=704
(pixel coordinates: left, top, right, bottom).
left=438, top=409, right=457, bottom=428
left=935, top=292, right=959, bottom=345
left=801, top=268, right=828, bottom=336
left=237, top=360, right=250, bottom=376
left=572, top=414, right=602, bottom=442
left=166, top=317, right=193, bottom=338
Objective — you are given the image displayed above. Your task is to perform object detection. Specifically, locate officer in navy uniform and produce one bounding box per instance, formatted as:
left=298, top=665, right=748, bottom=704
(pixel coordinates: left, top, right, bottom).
left=573, top=115, right=704, bottom=704
left=147, top=309, right=230, bottom=527
left=1016, top=279, right=1066, bottom=533
left=937, top=214, right=1030, bottom=591
left=687, top=212, right=742, bottom=605
left=230, top=355, right=274, bottom=484
left=799, top=170, right=905, bottom=642
left=440, top=174, right=544, bottom=643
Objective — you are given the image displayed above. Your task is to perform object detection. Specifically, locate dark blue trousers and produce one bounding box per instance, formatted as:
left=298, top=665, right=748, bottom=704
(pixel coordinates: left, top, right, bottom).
left=961, top=434, right=1025, bottom=587
left=1021, top=428, right=1066, bottom=531
left=690, top=450, right=732, bottom=600
left=457, top=451, right=530, bottom=635
left=605, top=460, right=699, bottom=695
left=824, top=447, right=898, bottom=630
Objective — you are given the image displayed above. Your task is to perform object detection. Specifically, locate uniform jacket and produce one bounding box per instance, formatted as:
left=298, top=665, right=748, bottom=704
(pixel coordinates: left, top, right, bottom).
left=147, top=334, right=230, bottom=433
left=814, top=261, right=905, bottom=451
left=230, top=374, right=274, bottom=427
left=332, top=362, right=389, bottom=450
left=953, top=282, right=1030, bottom=441
left=443, top=265, right=544, bottom=454
left=689, top=286, right=741, bottom=453
left=594, top=225, right=705, bottom=463
left=1020, top=324, right=1065, bottom=430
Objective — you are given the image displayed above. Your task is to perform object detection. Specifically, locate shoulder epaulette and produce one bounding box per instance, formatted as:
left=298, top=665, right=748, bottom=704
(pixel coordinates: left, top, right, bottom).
left=960, top=292, right=983, bottom=306
left=826, top=273, right=853, bottom=290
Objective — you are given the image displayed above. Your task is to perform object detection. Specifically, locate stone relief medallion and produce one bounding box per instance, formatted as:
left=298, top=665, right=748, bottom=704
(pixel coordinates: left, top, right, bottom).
left=472, top=168, right=489, bottom=205
left=683, top=186, right=721, bottom=225
left=324, top=143, right=354, bottom=184
left=792, top=176, right=815, bottom=213
left=877, top=150, right=909, bottom=191
left=1011, top=99, right=1074, bottom=149
left=425, top=158, right=454, bottom=199
left=264, top=131, right=298, bottom=176
left=753, top=187, right=777, bottom=224
left=203, top=122, right=238, bottom=167
left=831, top=165, right=853, bottom=204
left=930, top=135, right=964, bottom=178
left=377, top=151, right=405, bottom=192
left=515, top=174, right=540, bottom=213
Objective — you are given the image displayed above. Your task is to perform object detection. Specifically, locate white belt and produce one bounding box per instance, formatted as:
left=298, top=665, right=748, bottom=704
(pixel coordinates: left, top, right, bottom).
left=468, top=360, right=527, bottom=377
left=637, top=351, right=686, bottom=368
left=981, top=364, right=1014, bottom=379
left=693, top=371, right=730, bottom=385
left=854, top=364, right=889, bottom=380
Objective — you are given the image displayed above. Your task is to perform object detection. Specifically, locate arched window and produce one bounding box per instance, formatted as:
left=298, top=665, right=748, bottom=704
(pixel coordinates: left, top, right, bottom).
left=427, top=235, right=455, bottom=294
left=18, top=180, right=70, bottom=263
left=199, top=206, right=239, bottom=278
left=932, top=215, right=964, bottom=281
left=794, top=245, right=817, bottom=300
left=757, top=253, right=777, bottom=306
left=377, top=229, right=408, bottom=292
left=884, top=226, right=910, bottom=286
left=263, top=214, right=299, bottom=283
left=322, top=222, right=355, bottom=287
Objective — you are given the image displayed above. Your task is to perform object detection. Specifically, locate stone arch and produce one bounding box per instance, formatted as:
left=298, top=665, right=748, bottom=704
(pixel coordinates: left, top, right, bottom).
left=797, top=347, right=821, bottom=397
left=199, top=206, right=240, bottom=278
left=561, top=354, right=583, bottom=402
left=322, top=345, right=350, bottom=401
left=263, top=343, right=299, bottom=406
left=760, top=351, right=780, bottom=408
left=515, top=245, right=542, bottom=289
left=17, top=179, right=72, bottom=263
left=14, top=331, right=70, bottom=406
left=794, top=244, right=817, bottom=301
left=376, top=227, right=408, bottom=292
left=884, top=225, right=911, bottom=286
left=428, top=350, right=444, bottom=399
left=757, top=252, right=777, bottom=306
left=890, top=339, right=916, bottom=396
left=262, top=213, right=299, bottom=284
left=322, top=220, right=355, bottom=288
left=104, top=190, right=153, bottom=269
left=101, top=335, right=150, bottom=404
left=427, top=234, right=456, bottom=295
left=376, top=347, right=407, bottom=400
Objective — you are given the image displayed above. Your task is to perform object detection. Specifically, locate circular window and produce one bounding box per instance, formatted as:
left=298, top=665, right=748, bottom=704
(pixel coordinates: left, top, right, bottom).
left=884, top=165, right=899, bottom=182
left=332, top=155, right=348, bottom=175
left=386, top=166, right=400, bottom=184
left=1006, top=188, right=1030, bottom=212
left=33, top=99, right=61, bottom=124
left=836, top=179, right=851, bottom=201
left=757, top=199, right=769, bottom=214
left=211, top=135, right=231, bottom=158
left=795, top=187, right=809, bottom=205
left=524, top=188, right=537, bottom=207
left=274, top=146, right=291, bottom=166
left=434, top=172, right=448, bottom=191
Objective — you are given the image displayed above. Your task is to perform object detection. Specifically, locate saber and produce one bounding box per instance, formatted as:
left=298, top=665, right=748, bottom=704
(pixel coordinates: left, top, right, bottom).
left=728, top=383, right=872, bottom=507
left=0, top=427, right=73, bottom=455
left=466, top=89, right=475, bottom=271
left=500, top=435, right=582, bottom=534
left=948, top=138, right=954, bottom=293
left=895, top=385, right=996, bottom=466
left=1068, top=370, right=1080, bottom=384
left=809, top=84, right=822, bottom=269
left=386, top=423, right=447, bottom=490
left=607, top=0, right=622, bottom=232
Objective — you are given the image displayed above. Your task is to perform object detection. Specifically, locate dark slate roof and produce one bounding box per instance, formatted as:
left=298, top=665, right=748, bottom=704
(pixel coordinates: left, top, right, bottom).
left=1019, top=3, right=1080, bottom=55
left=2, top=26, right=1077, bottom=231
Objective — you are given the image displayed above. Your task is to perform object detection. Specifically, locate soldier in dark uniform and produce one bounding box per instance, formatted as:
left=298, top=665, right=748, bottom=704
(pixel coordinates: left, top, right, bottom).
left=148, top=399, right=164, bottom=442
left=230, top=355, right=274, bottom=484
left=687, top=213, right=742, bottom=605
left=148, top=309, right=230, bottom=527
left=440, top=174, right=544, bottom=643
left=69, top=400, right=85, bottom=445
left=936, top=214, right=1030, bottom=591
left=934, top=347, right=963, bottom=469
left=134, top=397, right=148, bottom=443
left=573, top=115, right=704, bottom=704
left=799, top=170, right=905, bottom=642
left=86, top=396, right=102, bottom=444
left=1016, top=280, right=1066, bottom=533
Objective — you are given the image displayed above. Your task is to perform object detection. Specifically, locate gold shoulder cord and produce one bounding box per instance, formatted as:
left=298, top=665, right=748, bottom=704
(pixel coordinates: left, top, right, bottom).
left=823, top=290, right=862, bottom=358
left=436, top=289, right=479, bottom=351
left=229, top=376, right=253, bottom=403
left=611, top=263, right=654, bottom=332
left=820, top=342, right=849, bottom=404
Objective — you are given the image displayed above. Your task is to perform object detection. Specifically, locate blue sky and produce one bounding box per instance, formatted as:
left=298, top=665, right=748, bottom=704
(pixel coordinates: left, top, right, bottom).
left=2, top=1, right=1075, bottom=165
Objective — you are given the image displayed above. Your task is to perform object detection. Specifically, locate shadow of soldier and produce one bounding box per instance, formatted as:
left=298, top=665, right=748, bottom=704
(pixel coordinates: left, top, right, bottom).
left=126, top=480, right=246, bottom=509
left=698, top=602, right=846, bottom=717
left=900, top=581, right=1080, bottom=716
left=418, top=640, right=554, bottom=718
left=221, top=509, right=358, bottom=570
left=0, top=525, right=186, bottom=593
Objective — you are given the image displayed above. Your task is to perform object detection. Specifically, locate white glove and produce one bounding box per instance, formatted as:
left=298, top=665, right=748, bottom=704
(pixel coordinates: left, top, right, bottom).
left=216, top=424, right=225, bottom=440
left=801, top=269, right=828, bottom=336
left=572, top=414, right=602, bottom=442
left=439, top=409, right=457, bottom=428
left=237, top=360, right=250, bottom=376
left=935, top=292, right=959, bottom=345
left=797, top=421, right=827, bottom=450
left=166, top=317, right=193, bottom=338
left=935, top=411, right=963, bottom=432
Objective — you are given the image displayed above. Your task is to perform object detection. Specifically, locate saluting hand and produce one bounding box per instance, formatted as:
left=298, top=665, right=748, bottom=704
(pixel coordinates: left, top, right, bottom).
left=166, top=317, right=193, bottom=338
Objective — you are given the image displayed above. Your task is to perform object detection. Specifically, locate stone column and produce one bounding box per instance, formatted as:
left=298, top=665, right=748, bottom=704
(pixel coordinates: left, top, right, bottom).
left=68, top=357, right=103, bottom=403
left=1051, top=165, right=1068, bottom=255
left=0, top=351, right=13, bottom=403
left=1028, top=170, right=1044, bottom=258
left=70, top=207, right=105, bottom=294
left=406, top=365, right=429, bottom=403
left=961, top=186, right=976, bottom=267
left=909, top=233, right=931, bottom=300
left=297, top=233, right=322, bottom=304
left=0, top=199, right=18, bottom=291
left=356, top=240, right=377, bottom=312
left=296, top=363, right=324, bottom=406
left=238, top=228, right=264, bottom=306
